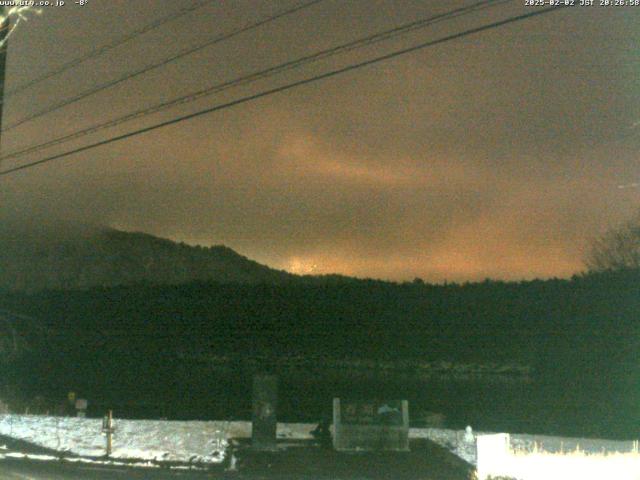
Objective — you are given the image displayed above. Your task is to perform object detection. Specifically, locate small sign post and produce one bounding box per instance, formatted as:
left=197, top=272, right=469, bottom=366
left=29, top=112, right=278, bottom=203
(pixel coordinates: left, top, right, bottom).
left=66, top=392, right=76, bottom=416
left=102, top=410, right=115, bottom=457
left=75, top=399, right=88, bottom=418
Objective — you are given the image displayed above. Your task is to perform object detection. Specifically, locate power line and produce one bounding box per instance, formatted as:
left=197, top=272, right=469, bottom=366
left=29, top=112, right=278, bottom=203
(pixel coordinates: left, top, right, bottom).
left=0, top=5, right=568, bottom=178
left=0, top=0, right=510, bottom=163
left=0, top=6, right=10, bottom=143
left=2, top=0, right=212, bottom=100
left=3, top=0, right=327, bottom=132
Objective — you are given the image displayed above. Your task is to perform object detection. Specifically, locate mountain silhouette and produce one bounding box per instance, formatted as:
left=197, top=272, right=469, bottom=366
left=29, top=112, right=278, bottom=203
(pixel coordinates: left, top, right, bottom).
left=0, top=225, right=299, bottom=291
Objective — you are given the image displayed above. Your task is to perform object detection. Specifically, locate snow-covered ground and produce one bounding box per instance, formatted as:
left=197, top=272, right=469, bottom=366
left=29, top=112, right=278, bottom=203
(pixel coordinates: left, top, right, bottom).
left=0, top=414, right=635, bottom=471
left=410, top=427, right=639, bottom=467
left=0, top=415, right=479, bottom=465
left=410, top=427, right=479, bottom=464
left=0, top=415, right=235, bottom=464
left=0, top=415, right=325, bottom=465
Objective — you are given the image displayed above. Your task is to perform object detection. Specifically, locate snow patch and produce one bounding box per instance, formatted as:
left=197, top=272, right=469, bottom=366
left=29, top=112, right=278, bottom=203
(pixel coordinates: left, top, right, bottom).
left=1, top=414, right=630, bottom=472
left=0, top=415, right=231, bottom=464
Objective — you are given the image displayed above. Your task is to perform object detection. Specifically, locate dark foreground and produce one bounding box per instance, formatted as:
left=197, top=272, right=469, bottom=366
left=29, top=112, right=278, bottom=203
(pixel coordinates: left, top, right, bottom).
left=0, top=439, right=473, bottom=480
left=0, top=458, right=216, bottom=479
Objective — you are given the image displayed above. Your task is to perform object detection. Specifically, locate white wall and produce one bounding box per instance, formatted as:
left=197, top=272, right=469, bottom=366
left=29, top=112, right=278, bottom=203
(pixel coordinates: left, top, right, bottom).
left=476, top=433, right=640, bottom=480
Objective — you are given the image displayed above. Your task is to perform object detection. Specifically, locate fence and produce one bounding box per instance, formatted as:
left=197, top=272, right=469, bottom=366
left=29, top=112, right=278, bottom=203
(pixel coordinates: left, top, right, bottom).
left=476, top=433, right=640, bottom=480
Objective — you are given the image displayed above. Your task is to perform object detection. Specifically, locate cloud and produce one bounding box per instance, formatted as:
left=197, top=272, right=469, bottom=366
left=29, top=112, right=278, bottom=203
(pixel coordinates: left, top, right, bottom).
left=1, top=1, right=638, bottom=281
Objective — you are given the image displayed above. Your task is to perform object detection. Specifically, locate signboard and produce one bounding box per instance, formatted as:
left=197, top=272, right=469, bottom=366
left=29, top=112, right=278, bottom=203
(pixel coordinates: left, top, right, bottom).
left=333, top=398, right=409, bottom=451
left=252, top=374, right=278, bottom=450
left=340, top=400, right=404, bottom=426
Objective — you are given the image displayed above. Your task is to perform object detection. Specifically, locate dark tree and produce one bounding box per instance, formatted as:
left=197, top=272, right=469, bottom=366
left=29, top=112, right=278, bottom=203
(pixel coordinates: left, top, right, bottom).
left=586, top=209, right=640, bottom=272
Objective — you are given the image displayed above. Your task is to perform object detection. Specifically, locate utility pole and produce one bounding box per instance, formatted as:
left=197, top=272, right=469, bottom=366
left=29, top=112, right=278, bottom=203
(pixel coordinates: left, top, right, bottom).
left=0, top=7, right=10, bottom=149
left=102, top=410, right=114, bottom=457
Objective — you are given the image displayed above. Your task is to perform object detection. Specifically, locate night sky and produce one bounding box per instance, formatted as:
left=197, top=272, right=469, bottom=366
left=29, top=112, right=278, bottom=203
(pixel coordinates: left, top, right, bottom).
left=1, top=0, right=638, bottom=282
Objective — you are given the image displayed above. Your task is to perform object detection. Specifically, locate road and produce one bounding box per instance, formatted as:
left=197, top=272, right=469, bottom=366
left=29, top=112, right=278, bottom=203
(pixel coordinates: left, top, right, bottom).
left=0, top=458, right=223, bottom=479
left=0, top=438, right=472, bottom=479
